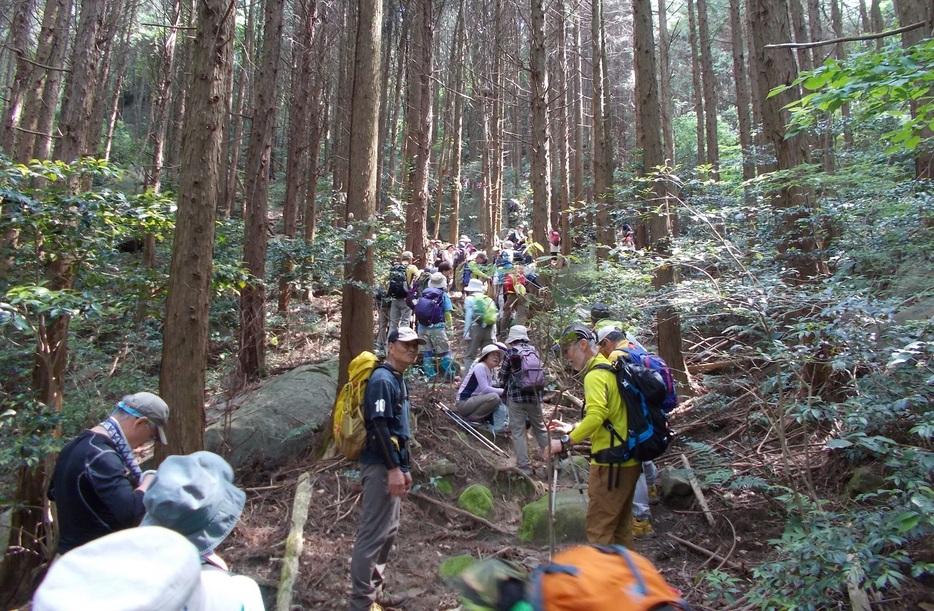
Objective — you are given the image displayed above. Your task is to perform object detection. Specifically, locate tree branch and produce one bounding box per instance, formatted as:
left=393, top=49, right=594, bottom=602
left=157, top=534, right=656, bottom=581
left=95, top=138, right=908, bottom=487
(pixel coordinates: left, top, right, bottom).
left=765, top=21, right=927, bottom=50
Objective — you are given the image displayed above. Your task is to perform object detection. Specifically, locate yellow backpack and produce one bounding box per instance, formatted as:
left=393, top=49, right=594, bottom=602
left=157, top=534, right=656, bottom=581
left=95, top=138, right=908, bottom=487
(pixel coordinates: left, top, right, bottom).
left=333, top=351, right=381, bottom=460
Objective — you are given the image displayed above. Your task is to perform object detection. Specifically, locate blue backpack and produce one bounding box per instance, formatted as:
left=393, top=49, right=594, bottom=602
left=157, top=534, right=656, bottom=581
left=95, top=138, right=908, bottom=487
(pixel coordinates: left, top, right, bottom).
left=616, top=340, right=678, bottom=413
left=414, top=287, right=445, bottom=325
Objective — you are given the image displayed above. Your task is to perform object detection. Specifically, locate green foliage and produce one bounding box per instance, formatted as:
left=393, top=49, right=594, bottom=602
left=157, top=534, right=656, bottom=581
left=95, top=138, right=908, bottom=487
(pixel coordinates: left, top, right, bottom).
left=778, top=38, right=934, bottom=154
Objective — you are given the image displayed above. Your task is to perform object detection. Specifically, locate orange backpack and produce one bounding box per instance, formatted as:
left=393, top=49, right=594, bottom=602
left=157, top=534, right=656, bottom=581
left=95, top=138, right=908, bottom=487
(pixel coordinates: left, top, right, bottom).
left=529, top=545, right=685, bottom=611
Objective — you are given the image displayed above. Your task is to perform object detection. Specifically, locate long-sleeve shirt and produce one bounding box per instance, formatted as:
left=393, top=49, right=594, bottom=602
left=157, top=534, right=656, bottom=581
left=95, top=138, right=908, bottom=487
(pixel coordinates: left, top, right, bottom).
left=48, top=431, right=146, bottom=553
left=360, top=364, right=411, bottom=472
left=457, top=362, right=503, bottom=401
left=572, top=353, right=639, bottom=467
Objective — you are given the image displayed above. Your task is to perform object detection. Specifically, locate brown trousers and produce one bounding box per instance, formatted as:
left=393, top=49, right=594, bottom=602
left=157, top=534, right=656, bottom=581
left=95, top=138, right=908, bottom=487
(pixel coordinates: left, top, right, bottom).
left=585, top=464, right=642, bottom=549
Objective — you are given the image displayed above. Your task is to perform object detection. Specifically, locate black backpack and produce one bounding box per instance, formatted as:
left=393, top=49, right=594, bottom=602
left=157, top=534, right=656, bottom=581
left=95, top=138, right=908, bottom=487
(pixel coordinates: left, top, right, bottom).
left=588, top=359, right=673, bottom=464
left=386, top=263, right=409, bottom=298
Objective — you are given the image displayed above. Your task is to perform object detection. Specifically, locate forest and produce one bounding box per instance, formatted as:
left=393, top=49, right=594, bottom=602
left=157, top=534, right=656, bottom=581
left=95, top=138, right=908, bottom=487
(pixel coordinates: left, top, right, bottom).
left=0, top=0, right=932, bottom=607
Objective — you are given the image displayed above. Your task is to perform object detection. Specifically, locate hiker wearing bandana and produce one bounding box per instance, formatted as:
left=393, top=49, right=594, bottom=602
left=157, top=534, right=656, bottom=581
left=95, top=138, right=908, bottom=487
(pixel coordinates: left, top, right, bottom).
left=48, top=392, right=169, bottom=554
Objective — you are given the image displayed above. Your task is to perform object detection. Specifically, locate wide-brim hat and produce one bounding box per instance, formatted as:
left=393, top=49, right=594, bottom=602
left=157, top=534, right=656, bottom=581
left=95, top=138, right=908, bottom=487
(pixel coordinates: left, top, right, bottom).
left=33, top=526, right=206, bottom=611
left=505, top=325, right=530, bottom=344
left=479, top=344, right=504, bottom=362
left=465, top=278, right=485, bottom=294
left=119, top=392, right=169, bottom=445
left=142, top=452, right=246, bottom=556
left=428, top=272, right=447, bottom=289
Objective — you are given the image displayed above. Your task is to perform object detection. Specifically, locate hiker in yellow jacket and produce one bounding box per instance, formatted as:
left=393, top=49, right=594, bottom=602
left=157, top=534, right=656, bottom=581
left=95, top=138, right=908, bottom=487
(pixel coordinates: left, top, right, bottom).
left=548, top=323, right=641, bottom=548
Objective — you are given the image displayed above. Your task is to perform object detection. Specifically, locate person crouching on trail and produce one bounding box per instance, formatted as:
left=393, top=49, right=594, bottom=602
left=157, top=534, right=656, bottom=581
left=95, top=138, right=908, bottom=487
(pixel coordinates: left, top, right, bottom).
left=349, top=327, right=423, bottom=611
left=456, top=343, right=509, bottom=435
left=549, top=323, right=641, bottom=548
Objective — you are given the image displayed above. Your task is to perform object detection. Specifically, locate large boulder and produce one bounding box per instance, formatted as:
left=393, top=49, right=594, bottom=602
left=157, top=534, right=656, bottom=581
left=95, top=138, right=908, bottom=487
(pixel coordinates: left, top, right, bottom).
left=518, top=491, right=589, bottom=543
left=205, top=360, right=338, bottom=469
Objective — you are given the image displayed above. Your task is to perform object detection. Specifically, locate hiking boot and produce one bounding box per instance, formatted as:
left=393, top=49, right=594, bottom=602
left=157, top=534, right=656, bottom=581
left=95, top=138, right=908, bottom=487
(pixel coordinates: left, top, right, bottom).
left=632, top=517, right=655, bottom=539
left=647, top=484, right=660, bottom=505
left=375, top=590, right=410, bottom=608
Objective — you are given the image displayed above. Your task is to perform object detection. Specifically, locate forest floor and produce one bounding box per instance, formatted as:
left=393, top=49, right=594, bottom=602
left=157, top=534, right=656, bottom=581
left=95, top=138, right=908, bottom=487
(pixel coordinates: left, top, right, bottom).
left=213, top=295, right=924, bottom=610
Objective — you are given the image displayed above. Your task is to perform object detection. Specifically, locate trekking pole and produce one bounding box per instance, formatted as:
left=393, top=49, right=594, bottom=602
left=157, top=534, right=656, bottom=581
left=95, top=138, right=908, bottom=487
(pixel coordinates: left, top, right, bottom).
left=548, top=452, right=558, bottom=559
left=437, top=402, right=510, bottom=457
left=546, top=389, right=565, bottom=560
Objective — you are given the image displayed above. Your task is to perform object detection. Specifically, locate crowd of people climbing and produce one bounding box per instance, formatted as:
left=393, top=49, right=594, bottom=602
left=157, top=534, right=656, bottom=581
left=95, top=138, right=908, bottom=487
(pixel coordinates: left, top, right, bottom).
left=347, top=223, right=683, bottom=610
left=28, top=223, right=681, bottom=611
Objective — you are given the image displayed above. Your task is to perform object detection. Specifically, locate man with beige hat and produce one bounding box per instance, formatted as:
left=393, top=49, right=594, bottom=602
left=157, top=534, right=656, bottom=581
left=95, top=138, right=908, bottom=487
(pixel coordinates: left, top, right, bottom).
left=48, top=391, right=169, bottom=554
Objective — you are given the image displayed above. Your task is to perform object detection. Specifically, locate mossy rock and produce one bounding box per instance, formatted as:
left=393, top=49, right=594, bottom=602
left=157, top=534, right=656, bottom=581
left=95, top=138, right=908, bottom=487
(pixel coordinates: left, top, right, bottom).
left=434, top=476, right=454, bottom=496
left=518, top=491, right=588, bottom=543
left=458, top=484, right=495, bottom=519
left=846, top=467, right=886, bottom=498
left=438, top=554, right=477, bottom=584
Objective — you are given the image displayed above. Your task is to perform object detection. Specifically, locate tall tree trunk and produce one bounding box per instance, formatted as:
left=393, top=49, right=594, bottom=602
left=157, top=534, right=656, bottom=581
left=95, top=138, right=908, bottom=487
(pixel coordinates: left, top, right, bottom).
left=447, top=0, right=466, bottom=245
left=402, top=0, right=433, bottom=265
left=687, top=0, right=706, bottom=171
left=339, top=0, right=382, bottom=388
left=12, top=0, right=73, bottom=162
left=101, top=19, right=134, bottom=162
left=221, top=0, right=254, bottom=218
left=86, top=0, right=127, bottom=157
left=748, top=0, right=822, bottom=282
left=869, top=0, right=884, bottom=50
left=375, top=0, right=397, bottom=211
left=529, top=0, right=551, bottom=249
left=142, top=0, right=181, bottom=267
left=592, top=0, right=614, bottom=253
left=697, top=0, right=720, bottom=178
left=0, top=0, right=38, bottom=154
left=0, top=256, right=71, bottom=606
left=238, top=0, right=284, bottom=383
left=828, top=0, right=852, bottom=149
left=280, top=0, right=319, bottom=313
left=730, top=0, right=755, bottom=182
left=633, top=0, right=691, bottom=396
left=892, top=0, right=932, bottom=179
left=158, top=0, right=234, bottom=458
left=568, top=7, right=583, bottom=252
left=745, top=2, right=769, bottom=174
left=331, top=0, right=355, bottom=208
left=657, top=0, right=674, bottom=164
left=553, top=0, right=571, bottom=235
left=489, top=2, right=505, bottom=243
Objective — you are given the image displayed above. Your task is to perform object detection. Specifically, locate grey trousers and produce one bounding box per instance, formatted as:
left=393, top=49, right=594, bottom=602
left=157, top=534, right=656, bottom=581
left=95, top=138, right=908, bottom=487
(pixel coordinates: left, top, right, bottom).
left=455, top=393, right=500, bottom=421
left=388, top=298, right=411, bottom=335
left=349, top=463, right=401, bottom=611
left=463, top=322, right=495, bottom=373
left=507, top=399, right=549, bottom=471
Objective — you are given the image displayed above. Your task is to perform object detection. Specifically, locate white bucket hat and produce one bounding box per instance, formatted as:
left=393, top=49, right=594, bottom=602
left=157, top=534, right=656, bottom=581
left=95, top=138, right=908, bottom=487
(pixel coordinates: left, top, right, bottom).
left=478, top=344, right=504, bottom=362
left=428, top=272, right=447, bottom=289
left=464, top=278, right=485, bottom=294
left=505, top=325, right=530, bottom=344
left=33, top=526, right=206, bottom=611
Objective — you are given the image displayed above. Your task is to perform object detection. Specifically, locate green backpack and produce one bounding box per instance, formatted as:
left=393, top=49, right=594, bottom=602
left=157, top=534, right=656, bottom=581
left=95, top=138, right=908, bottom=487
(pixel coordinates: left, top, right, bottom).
left=473, top=295, right=498, bottom=327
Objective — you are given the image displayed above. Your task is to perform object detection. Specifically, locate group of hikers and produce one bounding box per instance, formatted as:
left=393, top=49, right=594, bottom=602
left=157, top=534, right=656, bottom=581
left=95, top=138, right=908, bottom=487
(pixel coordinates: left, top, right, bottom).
left=30, top=224, right=683, bottom=611
left=352, top=226, right=682, bottom=610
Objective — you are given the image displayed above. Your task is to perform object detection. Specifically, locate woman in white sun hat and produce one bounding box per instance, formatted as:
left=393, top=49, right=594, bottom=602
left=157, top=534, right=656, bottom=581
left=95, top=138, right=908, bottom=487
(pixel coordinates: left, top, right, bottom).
left=455, top=344, right=509, bottom=435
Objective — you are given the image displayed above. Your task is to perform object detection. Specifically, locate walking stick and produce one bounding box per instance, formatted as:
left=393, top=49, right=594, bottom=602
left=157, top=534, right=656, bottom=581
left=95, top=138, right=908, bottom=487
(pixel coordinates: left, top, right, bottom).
left=438, top=402, right=510, bottom=457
